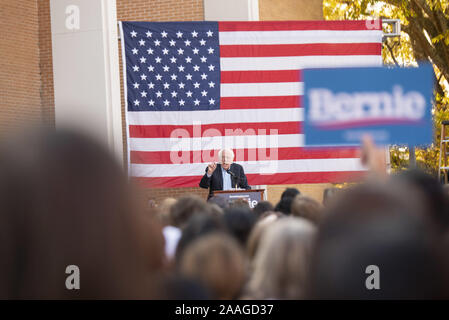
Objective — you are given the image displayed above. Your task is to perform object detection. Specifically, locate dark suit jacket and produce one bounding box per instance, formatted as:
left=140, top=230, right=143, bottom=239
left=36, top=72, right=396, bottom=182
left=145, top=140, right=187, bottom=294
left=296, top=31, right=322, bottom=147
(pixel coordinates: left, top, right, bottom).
left=199, top=163, right=251, bottom=199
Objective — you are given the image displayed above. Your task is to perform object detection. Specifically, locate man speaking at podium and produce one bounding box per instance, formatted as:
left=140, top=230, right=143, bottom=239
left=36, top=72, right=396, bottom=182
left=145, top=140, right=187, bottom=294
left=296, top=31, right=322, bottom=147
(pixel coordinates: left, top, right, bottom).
left=199, top=148, right=251, bottom=199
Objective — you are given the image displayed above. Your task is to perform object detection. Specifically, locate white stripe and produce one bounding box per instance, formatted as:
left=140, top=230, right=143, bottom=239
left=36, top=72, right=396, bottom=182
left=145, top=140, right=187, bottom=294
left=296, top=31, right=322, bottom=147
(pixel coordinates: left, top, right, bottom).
left=129, top=134, right=303, bottom=152
left=220, top=55, right=382, bottom=71
left=131, top=158, right=365, bottom=177
left=127, top=107, right=303, bottom=125
left=219, top=30, right=383, bottom=45
left=221, top=82, right=303, bottom=97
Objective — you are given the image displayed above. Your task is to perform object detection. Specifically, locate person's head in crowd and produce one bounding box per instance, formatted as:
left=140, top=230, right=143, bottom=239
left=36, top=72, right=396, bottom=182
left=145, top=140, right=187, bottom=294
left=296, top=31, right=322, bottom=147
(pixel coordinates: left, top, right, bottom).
left=207, top=195, right=229, bottom=210
left=274, top=196, right=294, bottom=215
left=223, top=207, right=257, bottom=247
left=246, top=213, right=280, bottom=261
left=157, top=274, right=211, bottom=300
left=179, top=233, right=246, bottom=300
left=308, top=182, right=449, bottom=299
left=252, top=201, right=274, bottom=218
left=218, top=148, right=234, bottom=171
left=157, top=197, right=177, bottom=226
left=170, top=195, right=210, bottom=229
left=281, top=188, right=300, bottom=200
left=175, top=214, right=225, bottom=263
left=391, top=169, right=449, bottom=233
left=322, top=187, right=341, bottom=207
left=0, top=129, right=164, bottom=299
left=246, top=217, right=316, bottom=299
left=291, top=195, right=324, bottom=225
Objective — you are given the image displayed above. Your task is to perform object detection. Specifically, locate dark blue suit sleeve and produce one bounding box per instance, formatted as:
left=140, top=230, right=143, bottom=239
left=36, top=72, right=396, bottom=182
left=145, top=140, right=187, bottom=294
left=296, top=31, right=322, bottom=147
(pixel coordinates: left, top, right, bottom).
left=199, top=166, right=211, bottom=189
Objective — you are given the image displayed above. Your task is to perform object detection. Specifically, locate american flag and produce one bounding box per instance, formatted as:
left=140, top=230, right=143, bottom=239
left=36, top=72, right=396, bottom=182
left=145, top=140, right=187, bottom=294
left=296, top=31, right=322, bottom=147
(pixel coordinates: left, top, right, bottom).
left=120, top=21, right=383, bottom=188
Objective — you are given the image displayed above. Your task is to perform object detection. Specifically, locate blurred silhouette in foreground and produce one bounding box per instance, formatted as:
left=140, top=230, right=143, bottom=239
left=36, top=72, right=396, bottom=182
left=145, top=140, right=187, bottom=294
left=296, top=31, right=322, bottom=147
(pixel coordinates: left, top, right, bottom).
left=0, top=129, right=164, bottom=299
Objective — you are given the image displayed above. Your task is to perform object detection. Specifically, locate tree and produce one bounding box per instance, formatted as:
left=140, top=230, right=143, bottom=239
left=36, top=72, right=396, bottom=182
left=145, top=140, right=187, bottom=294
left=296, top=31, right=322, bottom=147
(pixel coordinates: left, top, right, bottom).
left=324, top=0, right=449, bottom=177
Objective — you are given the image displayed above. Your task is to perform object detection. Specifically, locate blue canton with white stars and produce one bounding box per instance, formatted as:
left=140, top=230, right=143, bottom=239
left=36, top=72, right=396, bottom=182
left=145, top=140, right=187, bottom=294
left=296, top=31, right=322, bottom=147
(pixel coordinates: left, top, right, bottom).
left=122, top=21, right=220, bottom=111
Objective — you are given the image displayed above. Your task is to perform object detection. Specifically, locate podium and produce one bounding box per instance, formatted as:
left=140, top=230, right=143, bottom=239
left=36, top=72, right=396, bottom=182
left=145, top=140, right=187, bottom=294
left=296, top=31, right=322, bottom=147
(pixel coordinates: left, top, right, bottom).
left=212, top=189, right=265, bottom=209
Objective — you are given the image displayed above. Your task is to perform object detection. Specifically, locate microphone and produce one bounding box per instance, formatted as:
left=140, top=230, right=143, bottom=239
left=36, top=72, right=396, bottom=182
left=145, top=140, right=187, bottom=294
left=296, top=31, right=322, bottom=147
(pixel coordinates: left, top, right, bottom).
left=226, top=169, right=236, bottom=177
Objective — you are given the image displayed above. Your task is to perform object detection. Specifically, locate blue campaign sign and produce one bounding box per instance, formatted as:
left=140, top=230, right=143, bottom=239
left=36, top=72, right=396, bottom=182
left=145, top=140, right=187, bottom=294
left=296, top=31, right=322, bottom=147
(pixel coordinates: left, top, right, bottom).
left=303, top=66, right=434, bottom=146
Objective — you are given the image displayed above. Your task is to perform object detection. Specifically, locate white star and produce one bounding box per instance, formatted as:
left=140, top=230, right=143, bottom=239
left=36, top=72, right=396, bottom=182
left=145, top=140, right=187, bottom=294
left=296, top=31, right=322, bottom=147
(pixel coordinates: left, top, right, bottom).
left=186, top=91, right=193, bottom=97
left=171, top=74, right=178, bottom=80
left=208, top=64, right=215, bottom=71
left=185, top=56, right=192, bottom=63
left=169, top=39, right=176, bottom=46
left=193, top=82, right=200, bottom=88
left=133, top=65, right=140, bottom=72
left=208, top=81, right=215, bottom=88
left=163, top=99, right=170, bottom=106
left=184, top=39, right=191, bottom=46
left=201, top=90, right=208, bottom=96
left=156, top=91, right=162, bottom=98
left=147, top=65, right=155, bottom=72
left=170, top=56, right=177, bottom=64
left=171, top=91, right=178, bottom=98
left=140, top=56, right=147, bottom=63
left=176, top=31, right=183, bottom=38
left=207, top=47, right=214, bottom=54
left=133, top=82, right=140, bottom=89
left=147, top=48, right=154, bottom=55
left=199, top=39, right=206, bottom=46
left=132, top=48, right=138, bottom=55
left=192, top=48, right=199, bottom=55
left=178, top=65, right=185, bottom=72
left=130, top=30, right=137, bottom=38
left=148, top=99, right=155, bottom=106
left=193, top=65, right=200, bottom=72
left=207, top=30, right=213, bottom=37
left=148, top=82, right=155, bottom=89
left=140, top=74, right=147, bottom=80
left=161, top=30, right=168, bottom=38
left=163, top=82, right=170, bottom=89
left=141, top=91, right=147, bottom=97
left=200, top=56, right=207, bottom=63
left=162, top=48, right=169, bottom=55
left=146, top=31, right=152, bottom=38
left=155, top=56, right=162, bottom=63
left=178, top=82, right=185, bottom=89
left=201, top=73, right=208, bottom=80
left=177, top=48, right=184, bottom=55
left=134, top=99, right=140, bottom=106
left=139, top=39, right=145, bottom=46
left=179, top=99, right=185, bottom=106
left=155, top=74, right=162, bottom=81
left=191, top=30, right=198, bottom=38
left=186, top=74, right=193, bottom=80
left=194, top=99, right=200, bottom=106
left=163, top=65, right=170, bottom=72
left=154, top=39, right=161, bottom=46
left=209, top=98, right=215, bottom=105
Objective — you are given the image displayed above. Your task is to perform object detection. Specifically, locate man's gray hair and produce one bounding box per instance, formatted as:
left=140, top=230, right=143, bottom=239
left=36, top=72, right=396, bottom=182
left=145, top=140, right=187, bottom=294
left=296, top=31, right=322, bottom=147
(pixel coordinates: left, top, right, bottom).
left=218, top=148, right=235, bottom=163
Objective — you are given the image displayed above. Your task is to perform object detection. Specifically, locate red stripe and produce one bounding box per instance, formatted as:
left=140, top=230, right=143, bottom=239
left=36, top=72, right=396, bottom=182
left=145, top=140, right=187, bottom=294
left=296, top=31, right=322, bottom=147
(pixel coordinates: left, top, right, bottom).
left=220, top=43, right=381, bottom=58
left=219, top=20, right=382, bottom=32
left=132, top=171, right=365, bottom=188
left=129, top=121, right=301, bottom=138
left=130, top=147, right=360, bottom=164
left=221, top=70, right=301, bottom=83
left=220, top=96, right=302, bottom=109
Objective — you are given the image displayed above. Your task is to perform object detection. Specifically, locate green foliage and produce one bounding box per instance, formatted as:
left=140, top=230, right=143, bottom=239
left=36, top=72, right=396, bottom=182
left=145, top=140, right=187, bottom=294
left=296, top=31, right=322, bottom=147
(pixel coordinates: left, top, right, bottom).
left=323, top=0, right=449, bottom=177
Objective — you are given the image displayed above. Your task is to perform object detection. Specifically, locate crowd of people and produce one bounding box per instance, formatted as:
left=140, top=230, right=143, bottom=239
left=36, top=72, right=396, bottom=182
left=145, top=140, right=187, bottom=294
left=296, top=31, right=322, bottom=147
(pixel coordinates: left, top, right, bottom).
left=2, top=129, right=449, bottom=299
